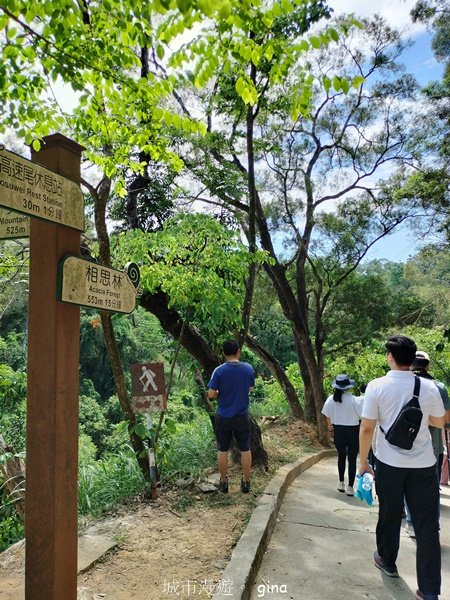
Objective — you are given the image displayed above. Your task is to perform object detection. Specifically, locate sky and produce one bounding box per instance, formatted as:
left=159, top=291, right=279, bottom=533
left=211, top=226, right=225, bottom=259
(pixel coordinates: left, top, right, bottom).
left=327, top=0, right=443, bottom=263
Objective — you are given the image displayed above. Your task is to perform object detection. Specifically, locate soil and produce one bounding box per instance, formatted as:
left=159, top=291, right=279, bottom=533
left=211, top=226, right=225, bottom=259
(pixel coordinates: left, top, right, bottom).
left=0, top=418, right=322, bottom=600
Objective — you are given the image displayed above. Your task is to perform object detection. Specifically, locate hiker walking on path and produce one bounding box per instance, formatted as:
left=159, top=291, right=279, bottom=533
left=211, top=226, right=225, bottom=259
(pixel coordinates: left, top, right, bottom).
left=410, top=350, right=450, bottom=479
left=322, top=374, right=361, bottom=496
left=358, top=335, right=446, bottom=600
left=404, top=350, right=450, bottom=538
left=208, top=340, right=255, bottom=494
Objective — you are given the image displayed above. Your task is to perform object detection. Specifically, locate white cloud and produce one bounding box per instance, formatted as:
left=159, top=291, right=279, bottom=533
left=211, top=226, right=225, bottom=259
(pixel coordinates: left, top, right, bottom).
left=327, top=0, right=426, bottom=35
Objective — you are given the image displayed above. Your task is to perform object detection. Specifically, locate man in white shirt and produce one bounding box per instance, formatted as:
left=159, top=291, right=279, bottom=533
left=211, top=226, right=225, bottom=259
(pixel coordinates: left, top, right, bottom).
left=358, top=335, right=446, bottom=600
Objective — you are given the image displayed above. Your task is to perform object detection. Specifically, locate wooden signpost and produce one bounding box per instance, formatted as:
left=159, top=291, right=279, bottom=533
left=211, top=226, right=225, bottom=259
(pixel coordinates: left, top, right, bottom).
left=0, top=135, right=139, bottom=599
left=0, top=135, right=84, bottom=600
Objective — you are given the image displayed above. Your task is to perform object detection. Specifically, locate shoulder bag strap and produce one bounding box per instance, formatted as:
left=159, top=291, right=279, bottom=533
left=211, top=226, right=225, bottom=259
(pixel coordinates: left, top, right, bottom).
left=379, top=376, right=421, bottom=434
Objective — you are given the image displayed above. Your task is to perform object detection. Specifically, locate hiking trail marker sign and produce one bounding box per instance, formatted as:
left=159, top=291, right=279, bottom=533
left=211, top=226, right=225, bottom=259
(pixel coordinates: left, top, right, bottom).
left=0, top=146, right=83, bottom=230
left=130, top=362, right=167, bottom=414
left=57, top=257, right=140, bottom=314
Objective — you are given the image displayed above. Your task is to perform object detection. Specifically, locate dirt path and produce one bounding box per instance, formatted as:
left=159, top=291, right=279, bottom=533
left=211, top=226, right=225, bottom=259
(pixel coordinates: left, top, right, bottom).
left=78, top=474, right=253, bottom=600
left=0, top=419, right=320, bottom=600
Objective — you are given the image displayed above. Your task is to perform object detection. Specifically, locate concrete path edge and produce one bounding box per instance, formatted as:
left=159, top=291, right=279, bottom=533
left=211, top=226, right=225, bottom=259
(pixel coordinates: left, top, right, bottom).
left=212, top=448, right=337, bottom=600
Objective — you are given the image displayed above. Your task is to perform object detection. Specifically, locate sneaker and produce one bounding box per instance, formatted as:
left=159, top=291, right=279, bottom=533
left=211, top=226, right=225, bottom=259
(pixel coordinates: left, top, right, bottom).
left=240, top=479, right=250, bottom=493
left=405, top=522, right=416, bottom=538
left=373, top=551, right=399, bottom=578
left=337, top=481, right=345, bottom=493
left=218, top=478, right=228, bottom=493
left=416, top=590, right=439, bottom=600
left=346, top=485, right=354, bottom=496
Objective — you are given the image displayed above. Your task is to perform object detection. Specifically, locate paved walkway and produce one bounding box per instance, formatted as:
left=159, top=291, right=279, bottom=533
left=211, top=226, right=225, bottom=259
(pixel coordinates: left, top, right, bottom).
left=249, top=457, right=450, bottom=600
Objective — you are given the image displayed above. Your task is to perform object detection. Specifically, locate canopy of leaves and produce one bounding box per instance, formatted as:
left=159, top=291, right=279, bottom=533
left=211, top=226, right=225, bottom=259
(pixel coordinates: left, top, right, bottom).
left=113, top=213, right=268, bottom=340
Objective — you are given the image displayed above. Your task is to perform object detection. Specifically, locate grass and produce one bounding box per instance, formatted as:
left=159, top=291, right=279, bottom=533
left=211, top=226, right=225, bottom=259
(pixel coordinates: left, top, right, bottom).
left=78, top=446, right=146, bottom=516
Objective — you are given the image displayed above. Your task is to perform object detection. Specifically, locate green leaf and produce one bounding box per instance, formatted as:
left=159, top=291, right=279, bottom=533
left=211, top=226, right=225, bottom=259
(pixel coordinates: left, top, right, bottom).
left=156, top=44, right=165, bottom=60
left=352, top=75, right=365, bottom=89
left=341, top=78, right=350, bottom=94
left=323, top=76, right=331, bottom=93
left=309, top=36, right=321, bottom=49
left=328, top=27, right=339, bottom=43
left=134, top=422, right=148, bottom=438
left=236, top=76, right=246, bottom=96
left=251, top=48, right=261, bottom=66
left=332, top=76, right=341, bottom=92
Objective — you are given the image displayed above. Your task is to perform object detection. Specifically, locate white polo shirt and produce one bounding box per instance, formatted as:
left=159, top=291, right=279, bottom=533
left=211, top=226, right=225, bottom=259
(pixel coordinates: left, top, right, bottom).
left=322, top=392, right=361, bottom=426
left=362, top=370, right=445, bottom=468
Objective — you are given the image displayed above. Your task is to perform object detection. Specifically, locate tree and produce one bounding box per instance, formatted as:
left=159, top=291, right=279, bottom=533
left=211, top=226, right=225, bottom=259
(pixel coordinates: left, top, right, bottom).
left=169, top=15, right=423, bottom=439
left=0, top=0, right=289, bottom=472
left=399, top=0, right=450, bottom=242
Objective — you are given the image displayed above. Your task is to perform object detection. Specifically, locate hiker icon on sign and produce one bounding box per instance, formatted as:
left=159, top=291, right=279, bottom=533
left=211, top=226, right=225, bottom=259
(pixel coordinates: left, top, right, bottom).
left=139, top=365, right=158, bottom=393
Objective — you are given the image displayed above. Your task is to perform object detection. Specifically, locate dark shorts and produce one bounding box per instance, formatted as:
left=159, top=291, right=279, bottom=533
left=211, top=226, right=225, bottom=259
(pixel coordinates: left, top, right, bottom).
left=215, top=413, right=251, bottom=452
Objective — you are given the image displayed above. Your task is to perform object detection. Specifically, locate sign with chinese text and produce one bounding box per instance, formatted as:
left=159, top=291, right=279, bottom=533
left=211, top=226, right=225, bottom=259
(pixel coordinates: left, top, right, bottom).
left=58, top=256, right=139, bottom=314
left=0, top=208, right=29, bottom=239
left=0, top=147, right=84, bottom=231
left=130, top=362, right=167, bottom=414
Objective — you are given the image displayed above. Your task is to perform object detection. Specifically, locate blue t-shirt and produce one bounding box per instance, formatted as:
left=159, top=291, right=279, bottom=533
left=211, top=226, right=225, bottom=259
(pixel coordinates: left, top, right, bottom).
left=208, top=361, right=255, bottom=418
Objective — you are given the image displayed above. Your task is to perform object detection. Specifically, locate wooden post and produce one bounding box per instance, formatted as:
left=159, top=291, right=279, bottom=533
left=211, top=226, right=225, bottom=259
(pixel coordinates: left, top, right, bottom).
left=25, top=134, right=84, bottom=600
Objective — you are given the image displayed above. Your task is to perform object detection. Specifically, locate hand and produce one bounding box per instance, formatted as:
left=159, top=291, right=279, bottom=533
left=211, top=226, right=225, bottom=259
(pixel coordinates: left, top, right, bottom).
left=358, top=459, right=374, bottom=478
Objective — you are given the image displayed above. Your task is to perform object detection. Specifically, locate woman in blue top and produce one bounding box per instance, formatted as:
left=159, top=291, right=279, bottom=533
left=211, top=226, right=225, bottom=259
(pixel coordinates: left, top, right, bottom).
left=322, top=374, right=361, bottom=496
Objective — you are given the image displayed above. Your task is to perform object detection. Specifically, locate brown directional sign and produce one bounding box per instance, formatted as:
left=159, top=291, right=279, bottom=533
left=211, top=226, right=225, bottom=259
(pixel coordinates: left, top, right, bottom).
left=0, top=208, right=29, bottom=239
left=130, top=362, right=167, bottom=414
left=57, top=255, right=138, bottom=314
left=0, top=147, right=84, bottom=230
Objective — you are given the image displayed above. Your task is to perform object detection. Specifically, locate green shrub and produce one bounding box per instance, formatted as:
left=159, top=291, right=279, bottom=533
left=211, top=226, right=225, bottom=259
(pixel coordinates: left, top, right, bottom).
left=158, top=414, right=216, bottom=478
left=78, top=445, right=146, bottom=516
left=0, top=514, right=24, bottom=552
left=165, top=390, right=202, bottom=423
left=250, top=376, right=291, bottom=418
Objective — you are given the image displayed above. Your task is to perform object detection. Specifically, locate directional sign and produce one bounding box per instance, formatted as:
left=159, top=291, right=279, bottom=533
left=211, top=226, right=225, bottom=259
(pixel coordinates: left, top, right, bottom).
left=0, top=208, right=29, bottom=239
left=57, top=256, right=139, bottom=314
left=0, top=147, right=84, bottom=231
left=130, top=362, right=167, bottom=414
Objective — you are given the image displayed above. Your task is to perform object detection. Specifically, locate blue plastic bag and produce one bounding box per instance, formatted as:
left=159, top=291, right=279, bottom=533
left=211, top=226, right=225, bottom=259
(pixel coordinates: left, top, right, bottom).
left=355, top=473, right=374, bottom=506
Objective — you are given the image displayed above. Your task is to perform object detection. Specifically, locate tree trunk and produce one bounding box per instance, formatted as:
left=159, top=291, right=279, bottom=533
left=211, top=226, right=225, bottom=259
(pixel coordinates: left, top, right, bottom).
left=87, top=176, right=150, bottom=481
left=0, top=434, right=25, bottom=520
left=139, top=289, right=220, bottom=377
left=246, top=334, right=304, bottom=419
left=100, top=312, right=150, bottom=479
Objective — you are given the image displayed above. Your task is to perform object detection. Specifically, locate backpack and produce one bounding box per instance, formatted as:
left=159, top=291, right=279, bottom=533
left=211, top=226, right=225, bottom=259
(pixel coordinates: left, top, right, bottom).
left=379, top=377, right=422, bottom=450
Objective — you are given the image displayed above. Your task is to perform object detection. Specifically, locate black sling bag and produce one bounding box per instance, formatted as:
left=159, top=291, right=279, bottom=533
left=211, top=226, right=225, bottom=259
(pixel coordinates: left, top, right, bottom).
left=379, top=377, right=422, bottom=450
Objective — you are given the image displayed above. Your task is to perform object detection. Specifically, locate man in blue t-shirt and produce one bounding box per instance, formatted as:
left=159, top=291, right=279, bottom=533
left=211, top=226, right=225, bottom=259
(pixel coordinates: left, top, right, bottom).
left=208, top=340, right=255, bottom=493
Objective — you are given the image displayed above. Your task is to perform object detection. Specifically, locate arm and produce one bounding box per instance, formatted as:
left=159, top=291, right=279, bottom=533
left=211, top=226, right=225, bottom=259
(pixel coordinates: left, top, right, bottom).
left=324, top=416, right=333, bottom=434
left=429, top=414, right=446, bottom=428
left=358, top=418, right=377, bottom=476
left=208, top=389, right=218, bottom=400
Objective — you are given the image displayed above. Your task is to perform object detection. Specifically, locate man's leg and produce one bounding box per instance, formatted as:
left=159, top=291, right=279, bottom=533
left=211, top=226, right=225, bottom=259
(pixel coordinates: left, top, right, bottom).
left=375, top=460, right=406, bottom=568
left=240, top=450, right=252, bottom=482
left=218, top=451, right=229, bottom=481
left=215, top=414, right=232, bottom=490
left=232, top=414, right=252, bottom=490
left=406, top=465, right=441, bottom=596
